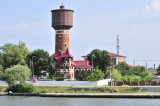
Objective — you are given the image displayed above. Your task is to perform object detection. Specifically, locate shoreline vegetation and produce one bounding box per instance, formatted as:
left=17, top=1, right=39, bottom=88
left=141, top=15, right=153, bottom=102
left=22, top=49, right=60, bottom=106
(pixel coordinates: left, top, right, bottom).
left=0, top=86, right=157, bottom=94
left=1, top=86, right=160, bottom=98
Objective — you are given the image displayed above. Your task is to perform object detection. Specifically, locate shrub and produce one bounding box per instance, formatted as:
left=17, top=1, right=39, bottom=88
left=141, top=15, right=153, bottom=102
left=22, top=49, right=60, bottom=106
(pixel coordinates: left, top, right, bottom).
left=4, top=64, right=31, bottom=85
left=87, top=69, right=103, bottom=82
left=7, top=82, right=35, bottom=93
left=55, top=77, right=64, bottom=81
left=40, top=89, right=49, bottom=93
left=111, top=69, right=122, bottom=82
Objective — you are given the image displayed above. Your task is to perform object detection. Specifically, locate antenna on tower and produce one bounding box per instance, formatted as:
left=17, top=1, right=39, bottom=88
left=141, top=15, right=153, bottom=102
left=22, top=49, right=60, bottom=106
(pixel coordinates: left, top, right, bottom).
left=62, top=2, right=63, bottom=6
left=116, top=35, right=120, bottom=54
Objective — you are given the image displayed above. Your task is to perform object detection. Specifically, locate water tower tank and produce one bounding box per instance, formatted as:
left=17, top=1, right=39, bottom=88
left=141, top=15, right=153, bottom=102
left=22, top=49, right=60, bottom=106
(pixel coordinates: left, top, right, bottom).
left=51, top=5, right=74, bottom=30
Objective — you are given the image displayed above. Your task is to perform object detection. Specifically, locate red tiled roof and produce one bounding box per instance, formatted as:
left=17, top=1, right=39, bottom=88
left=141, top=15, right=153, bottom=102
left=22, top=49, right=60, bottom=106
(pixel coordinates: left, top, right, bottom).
left=81, top=52, right=126, bottom=59
left=74, top=60, right=91, bottom=67
left=52, top=49, right=73, bottom=58
left=127, top=64, right=135, bottom=68
left=52, top=49, right=74, bottom=65
left=108, top=52, right=126, bottom=58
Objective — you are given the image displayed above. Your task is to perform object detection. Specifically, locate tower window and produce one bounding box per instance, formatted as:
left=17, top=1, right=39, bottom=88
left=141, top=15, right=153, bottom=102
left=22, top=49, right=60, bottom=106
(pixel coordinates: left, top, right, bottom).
left=64, top=43, right=66, bottom=47
left=59, top=37, right=61, bottom=41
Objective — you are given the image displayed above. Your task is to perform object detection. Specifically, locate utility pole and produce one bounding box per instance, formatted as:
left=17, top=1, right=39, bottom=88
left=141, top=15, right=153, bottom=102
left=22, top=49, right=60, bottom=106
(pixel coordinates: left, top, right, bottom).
left=32, top=56, right=35, bottom=79
left=91, top=54, right=94, bottom=73
left=116, top=35, right=120, bottom=55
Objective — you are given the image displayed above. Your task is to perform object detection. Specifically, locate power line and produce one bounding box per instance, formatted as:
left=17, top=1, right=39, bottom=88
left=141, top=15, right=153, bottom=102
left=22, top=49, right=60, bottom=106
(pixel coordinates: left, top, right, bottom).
left=126, top=60, right=160, bottom=61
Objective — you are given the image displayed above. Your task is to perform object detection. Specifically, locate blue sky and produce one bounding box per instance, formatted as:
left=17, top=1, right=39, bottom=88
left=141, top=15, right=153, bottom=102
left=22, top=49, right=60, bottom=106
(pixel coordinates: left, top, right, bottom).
left=1, top=0, right=160, bottom=68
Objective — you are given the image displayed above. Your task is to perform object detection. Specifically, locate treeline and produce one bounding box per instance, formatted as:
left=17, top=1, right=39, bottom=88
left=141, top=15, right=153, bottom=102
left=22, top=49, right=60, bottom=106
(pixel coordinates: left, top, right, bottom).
left=0, top=41, right=55, bottom=78
left=112, top=62, right=156, bottom=82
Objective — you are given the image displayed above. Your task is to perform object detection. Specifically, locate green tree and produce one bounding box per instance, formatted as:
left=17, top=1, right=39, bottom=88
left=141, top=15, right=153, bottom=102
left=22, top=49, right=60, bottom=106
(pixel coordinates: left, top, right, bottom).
left=157, top=64, right=160, bottom=74
left=115, top=62, right=133, bottom=76
left=133, top=66, right=146, bottom=76
left=121, top=75, right=134, bottom=82
left=0, top=41, right=29, bottom=69
left=132, top=75, right=141, bottom=82
left=26, top=49, right=55, bottom=77
left=111, top=69, right=122, bottom=82
left=87, top=69, right=103, bottom=82
left=88, top=49, right=111, bottom=72
left=4, top=64, right=31, bottom=85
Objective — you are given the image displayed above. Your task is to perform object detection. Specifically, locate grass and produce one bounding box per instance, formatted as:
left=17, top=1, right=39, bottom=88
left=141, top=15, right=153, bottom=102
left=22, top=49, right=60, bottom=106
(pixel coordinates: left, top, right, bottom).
left=0, top=85, right=141, bottom=93
left=34, top=86, right=141, bottom=93
left=0, top=86, right=8, bottom=92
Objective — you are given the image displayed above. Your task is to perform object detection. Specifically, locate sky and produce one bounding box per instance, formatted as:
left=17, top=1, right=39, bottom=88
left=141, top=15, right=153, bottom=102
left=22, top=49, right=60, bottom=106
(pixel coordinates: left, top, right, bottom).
left=0, top=0, right=160, bottom=68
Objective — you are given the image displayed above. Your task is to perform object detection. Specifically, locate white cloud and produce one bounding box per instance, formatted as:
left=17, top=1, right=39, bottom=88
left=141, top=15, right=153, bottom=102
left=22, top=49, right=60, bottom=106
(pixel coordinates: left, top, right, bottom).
left=0, top=22, right=29, bottom=31
left=146, top=0, right=160, bottom=12
left=0, top=21, right=46, bottom=32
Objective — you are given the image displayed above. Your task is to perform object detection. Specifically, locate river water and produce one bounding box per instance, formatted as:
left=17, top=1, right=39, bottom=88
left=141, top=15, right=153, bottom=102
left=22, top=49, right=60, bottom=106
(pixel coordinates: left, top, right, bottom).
left=0, top=96, right=160, bottom=106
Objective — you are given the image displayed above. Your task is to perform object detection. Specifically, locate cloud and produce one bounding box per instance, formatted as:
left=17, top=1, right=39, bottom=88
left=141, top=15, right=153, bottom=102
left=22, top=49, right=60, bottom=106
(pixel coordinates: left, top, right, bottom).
left=0, top=21, right=45, bottom=32
left=146, top=0, right=160, bottom=12
left=0, top=22, right=29, bottom=31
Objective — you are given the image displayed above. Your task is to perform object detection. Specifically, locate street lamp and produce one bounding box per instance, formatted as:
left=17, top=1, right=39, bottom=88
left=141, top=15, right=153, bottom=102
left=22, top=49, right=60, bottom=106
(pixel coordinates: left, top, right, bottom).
left=32, top=56, right=35, bottom=79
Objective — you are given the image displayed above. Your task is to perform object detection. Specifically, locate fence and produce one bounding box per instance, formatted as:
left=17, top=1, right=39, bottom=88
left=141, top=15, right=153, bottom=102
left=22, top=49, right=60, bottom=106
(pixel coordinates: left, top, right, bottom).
left=108, top=81, right=160, bottom=86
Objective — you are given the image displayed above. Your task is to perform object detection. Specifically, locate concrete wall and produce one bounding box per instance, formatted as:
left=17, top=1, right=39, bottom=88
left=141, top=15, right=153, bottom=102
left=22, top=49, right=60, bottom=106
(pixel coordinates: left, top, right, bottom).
left=0, top=81, right=8, bottom=86
left=0, top=79, right=111, bottom=87
left=30, top=79, right=111, bottom=87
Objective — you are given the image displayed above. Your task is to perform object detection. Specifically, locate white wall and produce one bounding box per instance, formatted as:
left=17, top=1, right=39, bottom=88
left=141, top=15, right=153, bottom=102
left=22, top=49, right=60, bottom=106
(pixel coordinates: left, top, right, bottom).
left=0, top=81, right=8, bottom=86
left=0, top=79, right=111, bottom=87
left=30, top=79, right=111, bottom=87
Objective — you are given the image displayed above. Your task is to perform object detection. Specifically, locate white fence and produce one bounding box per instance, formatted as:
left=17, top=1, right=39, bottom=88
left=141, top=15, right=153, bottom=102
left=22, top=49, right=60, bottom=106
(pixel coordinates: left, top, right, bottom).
left=0, top=79, right=111, bottom=87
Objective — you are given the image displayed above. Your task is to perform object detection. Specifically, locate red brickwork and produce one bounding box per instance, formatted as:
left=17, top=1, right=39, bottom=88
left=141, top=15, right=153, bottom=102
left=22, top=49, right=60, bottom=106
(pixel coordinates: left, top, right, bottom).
left=55, top=33, right=70, bottom=53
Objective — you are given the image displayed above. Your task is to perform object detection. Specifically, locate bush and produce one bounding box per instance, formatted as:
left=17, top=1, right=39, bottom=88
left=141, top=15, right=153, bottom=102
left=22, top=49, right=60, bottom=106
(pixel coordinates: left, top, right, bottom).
left=87, top=69, right=103, bottom=82
left=111, top=69, right=122, bottom=82
left=40, top=89, right=49, bottom=93
left=4, top=64, right=31, bottom=85
left=7, top=82, right=35, bottom=93
left=55, top=77, right=64, bottom=81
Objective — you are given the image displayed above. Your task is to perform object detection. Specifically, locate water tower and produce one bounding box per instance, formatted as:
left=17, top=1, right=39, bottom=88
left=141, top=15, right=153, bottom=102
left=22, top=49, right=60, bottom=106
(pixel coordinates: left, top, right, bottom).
left=51, top=5, right=74, bottom=53
left=51, top=5, right=75, bottom=80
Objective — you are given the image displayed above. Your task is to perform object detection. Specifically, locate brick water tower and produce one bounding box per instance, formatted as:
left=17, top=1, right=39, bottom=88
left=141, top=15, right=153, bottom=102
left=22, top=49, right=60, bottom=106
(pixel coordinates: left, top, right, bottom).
left=51, top=5, right=75, bottom=80
left=51, top=5, right=74, bottom=53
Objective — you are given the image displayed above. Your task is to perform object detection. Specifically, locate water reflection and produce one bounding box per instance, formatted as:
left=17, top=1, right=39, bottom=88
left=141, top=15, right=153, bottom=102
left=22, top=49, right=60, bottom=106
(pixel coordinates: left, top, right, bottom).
left=0, top=96, right=159, bottom=106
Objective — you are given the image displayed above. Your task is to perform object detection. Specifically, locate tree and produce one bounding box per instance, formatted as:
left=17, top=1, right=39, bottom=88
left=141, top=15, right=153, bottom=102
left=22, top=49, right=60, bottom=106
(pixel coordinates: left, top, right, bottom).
left=157, top=64, right=160, bottom=74
left=87, top=69, right=103, bottom=82
left=133, top=66, right=146, bottom=76
left=115, top=62, right=133, bottom=76
left=88, top=49, right=111, bottom=72
left=4, top=64, right=31, bottom=85
left=26, top=49, right=55, bottom=77
left=111, top=69, right=122, bottom=82
left=0, top=41, right=29, bottom=69
left=121, top=75, right=141, bottom=82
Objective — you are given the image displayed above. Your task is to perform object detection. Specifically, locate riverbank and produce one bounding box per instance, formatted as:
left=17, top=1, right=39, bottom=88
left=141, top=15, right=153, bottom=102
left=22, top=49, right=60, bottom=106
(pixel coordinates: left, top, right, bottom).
left=1, top=86, right=160, bottom=98
left=1, top=86, right=160, bottom=94
left=4, top=92, right=160, bottom=98
left=40, top=92, right=160, bottom=98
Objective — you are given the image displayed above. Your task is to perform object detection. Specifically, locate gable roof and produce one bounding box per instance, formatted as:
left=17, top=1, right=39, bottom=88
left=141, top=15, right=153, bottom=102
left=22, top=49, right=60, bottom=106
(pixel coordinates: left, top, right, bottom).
left=108, top=52, right=126, bottom=58
left=81, top=52, right=126, bottom=59
left=52, top=49, right=74, bottom=65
